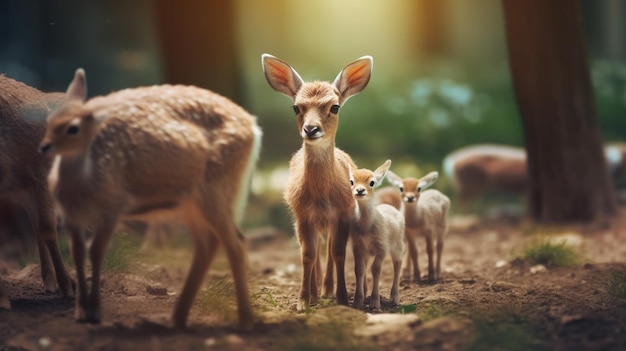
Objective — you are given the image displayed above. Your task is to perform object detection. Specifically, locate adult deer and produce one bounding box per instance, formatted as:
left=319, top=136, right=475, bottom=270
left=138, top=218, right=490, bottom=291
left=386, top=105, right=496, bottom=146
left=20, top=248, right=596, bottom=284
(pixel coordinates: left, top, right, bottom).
left=40, top=69, right=261, bottom=329
left=262, top=54, right=373, bottom=311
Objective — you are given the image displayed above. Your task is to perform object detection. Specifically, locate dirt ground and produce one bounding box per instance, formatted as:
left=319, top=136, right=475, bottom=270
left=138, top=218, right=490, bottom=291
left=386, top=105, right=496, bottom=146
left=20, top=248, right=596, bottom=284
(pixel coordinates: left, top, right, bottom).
left=1, top=211, right=626, bottom=351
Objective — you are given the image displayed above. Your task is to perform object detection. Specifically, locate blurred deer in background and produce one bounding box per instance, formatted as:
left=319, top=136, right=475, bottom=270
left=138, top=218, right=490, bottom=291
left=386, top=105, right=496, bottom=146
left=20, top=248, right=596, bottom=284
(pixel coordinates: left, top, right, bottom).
left=442, top=143, right=626, bottom=209
left=349, top=160, right=404, bottom=310
left=0, top=75, right=74, bottom=307
left=40, top=69, right=261, bottom=329
left=378, top=171, right=450, bottom=282
left=262, top=54, right=373, bottom=311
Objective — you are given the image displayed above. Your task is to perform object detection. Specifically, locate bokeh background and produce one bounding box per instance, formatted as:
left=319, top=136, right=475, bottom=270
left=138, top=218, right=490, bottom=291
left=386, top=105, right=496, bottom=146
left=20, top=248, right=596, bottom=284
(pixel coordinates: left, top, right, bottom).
left=1, top=0, right=625, bottom=231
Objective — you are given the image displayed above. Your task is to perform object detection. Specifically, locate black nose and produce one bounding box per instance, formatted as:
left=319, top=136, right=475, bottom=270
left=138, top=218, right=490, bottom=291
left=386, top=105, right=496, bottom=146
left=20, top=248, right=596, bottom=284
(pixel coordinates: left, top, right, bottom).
left=406, top=196, right=415, bottom=203
left=303, top=125, right=320, bottom=137
left=356, top=188, right=366, bottom=195
left=39, top=143, right=52, bottom=154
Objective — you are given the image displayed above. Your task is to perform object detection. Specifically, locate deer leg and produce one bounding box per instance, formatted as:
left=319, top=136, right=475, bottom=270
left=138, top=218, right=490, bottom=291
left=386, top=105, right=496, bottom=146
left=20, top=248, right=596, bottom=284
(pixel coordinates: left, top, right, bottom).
left=425, top=233, right=435, bottom=282
left=436, top=232, right=444, bottom=281
left=370, top=252, right=384, bottom=311
left=331, top=219, right=350, bottom=306
left=86, top=218, right=117, bottom=323
left=296, top=220, right=317, bottom=312
left=391, top=257, right=402, bottom=305
left=352, top=242, right=366, bottom=309
left=66, top=223, right=89, bottom=322
left=322, top=235, right=334, bottom=298
left=220, top=222, right=254, bottom=330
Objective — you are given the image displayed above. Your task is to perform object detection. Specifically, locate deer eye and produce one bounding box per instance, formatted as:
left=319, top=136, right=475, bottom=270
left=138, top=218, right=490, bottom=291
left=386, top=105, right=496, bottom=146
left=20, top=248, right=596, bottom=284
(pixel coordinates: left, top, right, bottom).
left=350, top=179, right=354, bottom=186
left=292, top=105, right=300, bottom=115
left=417, top=187, right=422, bottom=193
left=330, top=104, right=340, bottom=114
left=399, top=187, right=404, bottom=192
left=66, top=125, right=80, bottom=135
left=369, top=180, right=375, bottom=187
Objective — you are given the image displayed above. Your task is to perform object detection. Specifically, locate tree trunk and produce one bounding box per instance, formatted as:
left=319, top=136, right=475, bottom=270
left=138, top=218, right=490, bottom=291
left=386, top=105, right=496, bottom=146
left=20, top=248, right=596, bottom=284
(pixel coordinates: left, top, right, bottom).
left=501, top=0, right=617, bottom=224
left=155, top=0, right=241, bottom=101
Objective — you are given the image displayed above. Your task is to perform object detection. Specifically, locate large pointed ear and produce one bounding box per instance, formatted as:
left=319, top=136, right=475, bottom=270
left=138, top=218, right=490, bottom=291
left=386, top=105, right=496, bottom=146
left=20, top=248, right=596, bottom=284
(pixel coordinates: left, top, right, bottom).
left=332, top=55, right=373, bottom=105
left=65, top=68, right=87, bottom=102
left=262, top=54, right=304, bottom=101
left=418, top=171, right=439, bottom=192
left=386, top=170, right=404, bottom=189
left=373, top=160, right=392, bottom=186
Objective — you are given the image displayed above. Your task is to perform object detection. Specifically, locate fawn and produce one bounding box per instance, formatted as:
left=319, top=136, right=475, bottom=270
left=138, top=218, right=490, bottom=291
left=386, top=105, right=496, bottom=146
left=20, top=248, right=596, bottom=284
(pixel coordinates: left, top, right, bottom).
left=379, top=171, right=450, bottom=282
left=39, top=69, right=261, bottom=329
left=262, top=54, right=373, bottom=311
left=349, top=160, right=405, bottom=310
left=0, top=74, right=74, bottom=305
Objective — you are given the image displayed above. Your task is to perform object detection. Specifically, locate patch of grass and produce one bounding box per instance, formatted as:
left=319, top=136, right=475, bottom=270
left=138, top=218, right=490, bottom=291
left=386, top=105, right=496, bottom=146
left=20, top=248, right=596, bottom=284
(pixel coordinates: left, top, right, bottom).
left=102, top=232, right=143, bottom=273
left=416, top=302, right=452, bottom=322
left=605, top=268, right=626, bottom=299
left=251, top=287, right=279, bottom=311
left=292, top=317, right=374, bottom=351
left=520, top=237, right=583, bottom=267
left=194, top=276, right=238, bottom=322
left=465, top=318, right=548, bottom=351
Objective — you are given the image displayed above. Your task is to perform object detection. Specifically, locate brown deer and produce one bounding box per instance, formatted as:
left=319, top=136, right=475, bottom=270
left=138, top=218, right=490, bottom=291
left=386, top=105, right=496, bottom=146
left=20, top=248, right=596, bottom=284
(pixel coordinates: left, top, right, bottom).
left=0, top=74, right=74, bottom=307
left=379, top=171, right=450, bottom=282
left=443, top=143, right=626, bottom=207
left=349, top=160, right=405, bottom=310
left=39, top=69, right=261, bottom=329
left=262, top=54, right=373, bottom=311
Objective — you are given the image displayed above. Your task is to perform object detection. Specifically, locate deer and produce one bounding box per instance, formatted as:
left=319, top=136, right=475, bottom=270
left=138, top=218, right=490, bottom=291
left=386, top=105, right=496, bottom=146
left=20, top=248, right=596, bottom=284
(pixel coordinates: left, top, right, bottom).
left=39, top=68, right=262, bottom=329
left=442, top=143, right=626, bottom=208
left=262, top=53, right=373, bottom=311
left=378, top=170, right=450, bottom=282
left=348, top=160, right=405, bottom=310
left=0, top=74, right=75, bottom=307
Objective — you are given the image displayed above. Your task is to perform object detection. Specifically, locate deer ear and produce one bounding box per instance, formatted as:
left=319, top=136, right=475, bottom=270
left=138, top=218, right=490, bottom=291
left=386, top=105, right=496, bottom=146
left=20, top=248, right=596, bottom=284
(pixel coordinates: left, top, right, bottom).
left=386, top=170, right=403, bottom=189
left=332, top=55, right=373, bottom=105
left=373, top=160, right=392, bottom=185
left=65, top=68, right=87, bottom=102
left=262, top=54, right=304, bottom=101
left=418, top=171, right=439, bottom=191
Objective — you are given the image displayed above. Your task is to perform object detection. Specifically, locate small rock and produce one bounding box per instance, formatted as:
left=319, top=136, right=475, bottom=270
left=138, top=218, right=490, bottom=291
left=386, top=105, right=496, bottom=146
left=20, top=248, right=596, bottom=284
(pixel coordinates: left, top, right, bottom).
left=204, top=337, right=217, bottom=347
left=458, top=278, right=476, bottom=284
left=146, top=284, right=168, bottom=296
left=38, top=337, right=51, bottom=348
left=495, top=260, right=508, bottom=268
left=223, top=334, right=245, bottom=345
left=489, top=281, right=518, bottom=292
left=530, top=265, right=547, bottom=274
left=560, top=314, right=584, bottom=325
left=354, top=313, right=421, bottom=338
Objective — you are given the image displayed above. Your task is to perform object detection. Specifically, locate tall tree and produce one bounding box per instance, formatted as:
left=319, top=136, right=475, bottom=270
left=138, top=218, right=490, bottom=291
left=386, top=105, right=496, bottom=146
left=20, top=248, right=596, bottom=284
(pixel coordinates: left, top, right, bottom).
left=501, top=0, right=617, bottom=224
left=155, top=1, right=241, bottom=100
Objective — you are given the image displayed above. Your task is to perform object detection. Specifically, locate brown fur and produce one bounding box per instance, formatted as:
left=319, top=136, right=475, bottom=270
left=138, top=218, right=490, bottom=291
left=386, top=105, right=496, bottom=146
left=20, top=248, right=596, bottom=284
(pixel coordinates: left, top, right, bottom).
left=0, top=75, right=74, bottom=307
left=262, top=54, right=372, bottom=311
left=382, top=171, right=450, bottom=282
left=41, top=69, right=261, bottom=329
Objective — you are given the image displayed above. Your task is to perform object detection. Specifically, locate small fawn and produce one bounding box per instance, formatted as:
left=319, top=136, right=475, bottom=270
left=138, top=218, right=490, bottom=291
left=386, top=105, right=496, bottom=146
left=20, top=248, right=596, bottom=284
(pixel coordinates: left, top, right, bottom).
left=0, top=74, right=74, bottom=304
left=39, top=69, right=262, bottom=329
left=262, top=54, right=373, bottom=311
left=349, top=160, right=405, bottom=310
left=379, top=171, right=450, bottom=282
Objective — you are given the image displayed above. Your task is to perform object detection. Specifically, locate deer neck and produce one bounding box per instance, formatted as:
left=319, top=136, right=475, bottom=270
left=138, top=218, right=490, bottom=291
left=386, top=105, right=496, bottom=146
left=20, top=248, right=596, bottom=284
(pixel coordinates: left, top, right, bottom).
left=353, top=198, right=378, bottom=225
left=301, top=139, right=341, bottom=184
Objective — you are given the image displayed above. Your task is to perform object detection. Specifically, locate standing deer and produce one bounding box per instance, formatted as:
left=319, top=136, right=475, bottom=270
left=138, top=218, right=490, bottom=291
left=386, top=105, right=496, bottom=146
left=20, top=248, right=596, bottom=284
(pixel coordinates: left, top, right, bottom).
left=349, top=160, right=404, bottom=310
left=39, top=69, right=261, bottom=329
left=0, top=74, right=74, bottom=307
left=379, top=171, right=450, bottom=282
left=262, top=54, right=373, bottom=311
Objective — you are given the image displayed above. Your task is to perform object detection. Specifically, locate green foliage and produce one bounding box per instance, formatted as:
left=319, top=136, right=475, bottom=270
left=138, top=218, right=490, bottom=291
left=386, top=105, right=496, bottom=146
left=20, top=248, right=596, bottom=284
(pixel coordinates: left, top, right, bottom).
left=520, top=237, right=583, bottom=268
left=194, top=277, right=239, bottom=322
left=102, top=232, right=142, bottom=273
left=605, top=268, right=626, bottom=299
left=465, top=319, right=548, bottom=351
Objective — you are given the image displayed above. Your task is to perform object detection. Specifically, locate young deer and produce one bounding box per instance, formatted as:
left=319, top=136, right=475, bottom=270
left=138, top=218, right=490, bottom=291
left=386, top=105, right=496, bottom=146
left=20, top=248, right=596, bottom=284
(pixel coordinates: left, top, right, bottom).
left=349, top=160, right=405, bottom=310
left=262, top=54, right=373, bottom=311
left=39, top=69, right=261, bottom=329
left=0, top=74, right=74, bottom=303
left=382, top=171, right=450, bottom=282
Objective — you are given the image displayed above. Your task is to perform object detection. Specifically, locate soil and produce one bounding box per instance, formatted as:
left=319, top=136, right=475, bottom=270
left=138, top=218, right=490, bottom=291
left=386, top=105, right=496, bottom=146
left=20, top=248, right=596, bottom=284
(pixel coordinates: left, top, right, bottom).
left=1, top=211, right=626, bottom=351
